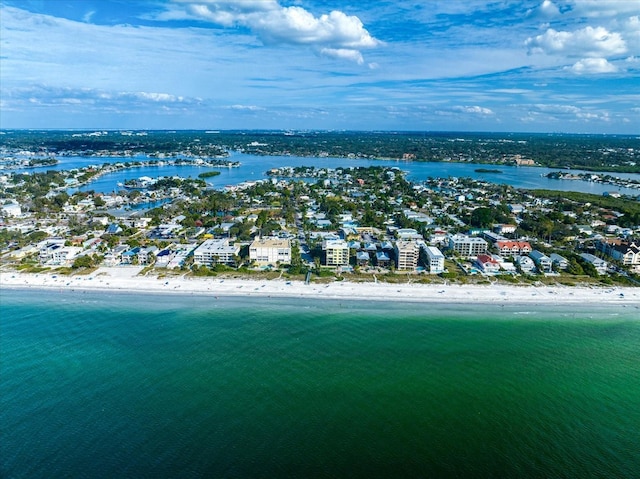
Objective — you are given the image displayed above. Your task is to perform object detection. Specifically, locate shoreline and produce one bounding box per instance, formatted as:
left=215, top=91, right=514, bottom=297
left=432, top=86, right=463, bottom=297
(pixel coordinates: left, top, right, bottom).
left=2, top=268, right=639, bottom=306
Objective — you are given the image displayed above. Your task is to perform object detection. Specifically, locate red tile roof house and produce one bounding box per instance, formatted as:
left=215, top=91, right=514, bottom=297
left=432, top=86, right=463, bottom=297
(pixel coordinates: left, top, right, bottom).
left=475, top=254, right=501, bottom=274
left=495, top=240, right=532, bottom=256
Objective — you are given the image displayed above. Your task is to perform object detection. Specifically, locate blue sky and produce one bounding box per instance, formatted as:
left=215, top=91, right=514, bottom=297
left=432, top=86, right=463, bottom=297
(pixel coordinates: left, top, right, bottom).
left=1, top=0, right=638, bottom=133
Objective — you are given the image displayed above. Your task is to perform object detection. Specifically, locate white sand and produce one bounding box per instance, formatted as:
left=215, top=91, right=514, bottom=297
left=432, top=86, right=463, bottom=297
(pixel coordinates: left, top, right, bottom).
left=1, top=267, right=638, bottom=305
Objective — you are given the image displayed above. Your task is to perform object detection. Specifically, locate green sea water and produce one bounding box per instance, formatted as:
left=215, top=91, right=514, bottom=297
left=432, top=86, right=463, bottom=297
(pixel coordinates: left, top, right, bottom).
left=1, top=289, right=639, bottom=478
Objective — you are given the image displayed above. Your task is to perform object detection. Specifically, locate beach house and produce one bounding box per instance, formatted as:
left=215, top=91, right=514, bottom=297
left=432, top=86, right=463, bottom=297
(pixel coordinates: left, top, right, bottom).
left=529, top=250, right=553, bottom=274
left=549, top=253, right=569, bottom=270
left=475, top=254, right=500, bottom=274
left=579, top=253, right=608, bottom=275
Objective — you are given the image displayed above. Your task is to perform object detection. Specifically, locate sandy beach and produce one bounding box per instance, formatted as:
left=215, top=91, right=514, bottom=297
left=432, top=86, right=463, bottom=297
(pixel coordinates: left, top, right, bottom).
left=1, top=267, right=638, bottom=305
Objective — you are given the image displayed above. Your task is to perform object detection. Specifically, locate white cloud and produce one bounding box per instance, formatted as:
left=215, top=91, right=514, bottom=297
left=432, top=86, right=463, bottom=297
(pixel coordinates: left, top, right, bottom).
left=490, top=89, right=532, bottom=94
left=525, top=103, right=613, bottom=122
left=569, top=0, right=640, bottom=18
left=530, top=0, right=560, bottom=18
left=567, top=57, right=618, bottom=74
left=320, top=48, right=364, bottom=64
left=454, top=105, right=494, bottom=115
left=135, top=92, right=184, bottom=102
left=226, top=104, right=265, bottom=111
left=170, top=1, right=380, bottom=62
left=526, top=26, right=626, bottom=58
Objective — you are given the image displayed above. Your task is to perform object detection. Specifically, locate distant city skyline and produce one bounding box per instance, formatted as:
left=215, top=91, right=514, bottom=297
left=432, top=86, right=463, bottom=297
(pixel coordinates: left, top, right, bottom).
left=1, top=1, right=638, bottom=133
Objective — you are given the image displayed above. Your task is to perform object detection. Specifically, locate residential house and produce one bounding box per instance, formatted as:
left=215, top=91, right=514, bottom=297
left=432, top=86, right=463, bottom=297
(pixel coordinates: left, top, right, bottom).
left=429, top=229, right=448, bottom=247
left=38, top=239, right=66, bottom=263
left=40, top=242, right=82, bottom=266
left=104, top=244, right=129, bottom=266
left=475, top=254, right=500, bottom=274
left=155, top=248, right=176, bottom=268
left=121, top=247, right=141, bottom=265
left=356, top=251, right=370, bottom=266
left=516, top=255, right=536, bottom=273
left=138, top=245, right=158, bottom=265
left=549, top=253, right=569, bottom=270
left=529, top=250, right=553, bottom=274
left=579, top=253, right=608, bottom=275
left=375, top=251, right=391, bottom=268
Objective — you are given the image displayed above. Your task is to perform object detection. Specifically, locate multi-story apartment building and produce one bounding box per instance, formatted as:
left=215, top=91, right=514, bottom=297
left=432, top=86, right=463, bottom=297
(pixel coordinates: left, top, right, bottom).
left=249, top=237, right=291, bottom=266
left=423, top=245, right=445, bottom=274
left=193, top=239, right=240, bottom=266
left=395, top=240, right=420, bottom=270
left=448, top=234, right=488, bottom=258
left=323, top=239, right=349, bottom=267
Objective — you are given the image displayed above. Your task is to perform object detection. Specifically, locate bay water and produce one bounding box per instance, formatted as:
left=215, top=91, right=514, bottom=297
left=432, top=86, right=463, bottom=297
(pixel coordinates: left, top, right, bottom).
left=2, top=289, right=639, bottom=478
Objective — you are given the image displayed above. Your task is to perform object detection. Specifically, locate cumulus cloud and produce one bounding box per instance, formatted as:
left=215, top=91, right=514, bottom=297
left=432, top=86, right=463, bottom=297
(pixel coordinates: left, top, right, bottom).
left=526, top=26, right=626, bottom=58
left=171, top=1, right=379, bottom=62
left=453, top=105, right=494, bottom=115
left=567, top=57, right=618, bottom=74
left=528, top=0, right=560, bottom=18
left=135, top=92, right=185, bottom=102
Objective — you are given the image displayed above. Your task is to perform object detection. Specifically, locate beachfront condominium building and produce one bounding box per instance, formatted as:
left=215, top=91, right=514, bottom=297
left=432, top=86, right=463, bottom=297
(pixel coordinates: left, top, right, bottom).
left=395, top=240, right=420, bottom=270
left=323, top=238, right=349, bottom=267
left=423, top=245, right=445, bottom=274
left=449, top=234, right=488, bottom=258
left=249, top=237, right=292, bottom=266
left=193, top=238, right=240, bottom=266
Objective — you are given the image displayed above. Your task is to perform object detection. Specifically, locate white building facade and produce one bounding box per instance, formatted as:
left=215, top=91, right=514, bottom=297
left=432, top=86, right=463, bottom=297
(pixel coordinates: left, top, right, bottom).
left=249, top=237, right=292, bottom=266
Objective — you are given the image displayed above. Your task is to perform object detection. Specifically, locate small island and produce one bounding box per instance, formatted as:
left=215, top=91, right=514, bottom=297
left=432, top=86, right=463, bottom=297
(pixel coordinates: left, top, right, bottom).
left=198, top=171, right=222, bottom=179
left=474, top=168, right=502, bottom=173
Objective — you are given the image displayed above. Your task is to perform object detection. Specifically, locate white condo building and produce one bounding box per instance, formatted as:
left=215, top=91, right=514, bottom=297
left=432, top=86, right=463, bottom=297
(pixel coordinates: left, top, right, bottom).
left=323, top=239, right=349, bottom=266
left=193, top=239, right=240, bottom=266
left=249, top=237, right=291, bottom=266
left=423, top=245, right=445, bottom=274
left=395, top=240, right=420, bottom=270
left=449, top=234, right=488, bottom=258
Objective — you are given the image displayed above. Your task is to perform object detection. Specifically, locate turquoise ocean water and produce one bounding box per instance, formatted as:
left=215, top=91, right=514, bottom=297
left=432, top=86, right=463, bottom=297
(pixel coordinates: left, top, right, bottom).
left=1, top=289, right=639, bottom=478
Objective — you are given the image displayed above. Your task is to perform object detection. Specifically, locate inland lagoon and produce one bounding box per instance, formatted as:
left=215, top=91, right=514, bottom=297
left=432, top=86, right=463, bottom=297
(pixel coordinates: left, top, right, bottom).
left=1, top=289, right=639, bottom=478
